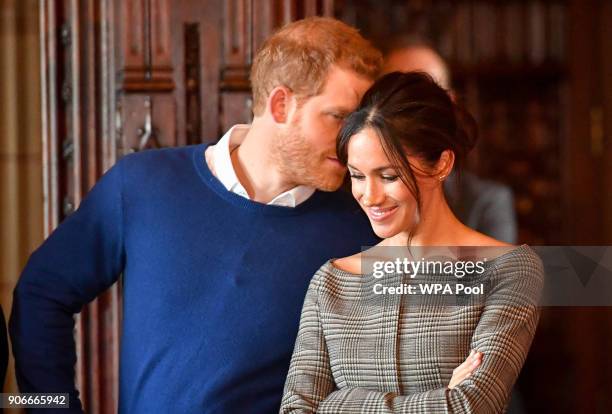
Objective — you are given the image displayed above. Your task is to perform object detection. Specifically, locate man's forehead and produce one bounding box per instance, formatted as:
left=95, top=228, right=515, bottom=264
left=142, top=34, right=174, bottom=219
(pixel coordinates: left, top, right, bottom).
left=319, top=66, right=372, bottom=102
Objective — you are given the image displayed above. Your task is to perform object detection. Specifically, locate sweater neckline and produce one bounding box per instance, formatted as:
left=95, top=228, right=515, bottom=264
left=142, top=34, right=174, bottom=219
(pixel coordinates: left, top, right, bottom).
left=192, top=143, right=326, bottom=216
left=325, top=244, right=532, bottom=278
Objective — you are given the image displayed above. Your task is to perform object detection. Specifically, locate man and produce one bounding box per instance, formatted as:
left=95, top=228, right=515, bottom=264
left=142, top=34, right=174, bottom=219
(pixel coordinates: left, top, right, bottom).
left=384, top=39, right=518, bottom=244
left=10, top=17, right=382, bottom=413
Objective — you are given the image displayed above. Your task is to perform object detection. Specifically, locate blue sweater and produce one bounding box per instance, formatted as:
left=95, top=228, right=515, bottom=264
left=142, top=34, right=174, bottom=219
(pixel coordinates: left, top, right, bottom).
left=10, top=144, right=378, bottom=413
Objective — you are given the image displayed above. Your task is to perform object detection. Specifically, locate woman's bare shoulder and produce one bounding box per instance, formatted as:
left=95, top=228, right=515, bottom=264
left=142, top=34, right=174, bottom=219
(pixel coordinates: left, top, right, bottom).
left=330, top=252, right=363, bottom=274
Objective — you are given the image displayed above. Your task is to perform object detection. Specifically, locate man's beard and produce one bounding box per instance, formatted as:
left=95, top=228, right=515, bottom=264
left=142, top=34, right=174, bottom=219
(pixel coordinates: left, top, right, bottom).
left=273, top=123, right=345, bottom=192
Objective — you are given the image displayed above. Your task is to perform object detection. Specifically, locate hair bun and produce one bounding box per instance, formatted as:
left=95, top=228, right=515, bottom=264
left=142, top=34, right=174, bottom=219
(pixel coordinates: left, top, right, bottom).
left=453, top=104, right=479, bottom=167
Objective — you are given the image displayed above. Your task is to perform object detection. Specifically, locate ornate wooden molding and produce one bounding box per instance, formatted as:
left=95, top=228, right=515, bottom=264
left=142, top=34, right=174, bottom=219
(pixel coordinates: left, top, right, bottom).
left=119, top=0, right=174, bottom=92
left=219, top=66, right=251, bottom=91
left=184, top=23, right=202, bottom=144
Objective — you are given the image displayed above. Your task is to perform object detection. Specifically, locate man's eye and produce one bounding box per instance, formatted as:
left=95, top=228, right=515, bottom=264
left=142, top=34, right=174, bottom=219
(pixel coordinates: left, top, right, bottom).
left=330, top=113, right=344, bottom=120
left=382, top=175, right=399, bottom=182
left=349, top=174, right=365, bottom=180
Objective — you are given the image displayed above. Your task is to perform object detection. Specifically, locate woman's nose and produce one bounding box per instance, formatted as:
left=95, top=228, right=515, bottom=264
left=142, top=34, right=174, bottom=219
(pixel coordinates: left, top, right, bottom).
left=362, top=181, right=383, bottom=206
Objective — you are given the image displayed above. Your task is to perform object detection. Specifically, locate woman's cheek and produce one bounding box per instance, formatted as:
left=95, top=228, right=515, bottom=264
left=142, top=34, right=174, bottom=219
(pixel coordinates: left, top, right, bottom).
left=390, top=181, right=416, bottom=204
left=351, top=181, right=365, bottom=203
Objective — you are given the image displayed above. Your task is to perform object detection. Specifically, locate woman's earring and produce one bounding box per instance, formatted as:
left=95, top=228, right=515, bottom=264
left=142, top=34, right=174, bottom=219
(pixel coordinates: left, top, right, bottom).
left=438, top=175, right=446, bottom=181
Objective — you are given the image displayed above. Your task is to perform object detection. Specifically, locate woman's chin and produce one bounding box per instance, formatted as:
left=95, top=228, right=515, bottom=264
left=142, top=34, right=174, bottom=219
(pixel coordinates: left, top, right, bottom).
left=371, top=223, right=401, bottom=239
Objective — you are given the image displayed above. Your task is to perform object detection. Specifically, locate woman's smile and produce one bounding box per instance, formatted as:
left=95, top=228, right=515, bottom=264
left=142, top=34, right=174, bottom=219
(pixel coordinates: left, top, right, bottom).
left=366, top=205, right=399, bottom=222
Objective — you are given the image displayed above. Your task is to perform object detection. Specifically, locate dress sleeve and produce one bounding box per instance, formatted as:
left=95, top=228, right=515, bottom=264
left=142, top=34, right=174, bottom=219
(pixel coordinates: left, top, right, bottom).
left=280, top=269, right=336, bottom=413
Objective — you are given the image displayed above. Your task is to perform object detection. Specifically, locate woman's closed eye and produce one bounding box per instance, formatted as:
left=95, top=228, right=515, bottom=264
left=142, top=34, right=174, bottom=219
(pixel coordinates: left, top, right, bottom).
left=381, top=174, right=399, bottom=182
left=349, top=173, right=399, bottom=182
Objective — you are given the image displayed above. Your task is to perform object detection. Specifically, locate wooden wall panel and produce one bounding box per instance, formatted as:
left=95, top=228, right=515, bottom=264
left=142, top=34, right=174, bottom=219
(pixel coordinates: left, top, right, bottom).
left=119, top=0, right=173, bottom=91
left=223, top=0, right=252, bottom=67
left=220, top=92, right=253, bottom=132
left=119, top=94, right=178, bottom=154
left=603, top=1, right=612, bottom=243
left=170, top=0, right=223, bottom=143
left=221, top=0, right=252, bottom=93
left=0, top=0, right=45, bottom=399
left=149, top=0, right=172, bottom=70
left=148, top=0, right=173, bottom=89
left=40, top=0, right=61, bottom=234
left=250, top=0, right=334, bottom=57
left=252, top=1, right=275, bottom=54
left=120, top=0, right=147, bottom=85
left=184, top=22, right=202, bottom=144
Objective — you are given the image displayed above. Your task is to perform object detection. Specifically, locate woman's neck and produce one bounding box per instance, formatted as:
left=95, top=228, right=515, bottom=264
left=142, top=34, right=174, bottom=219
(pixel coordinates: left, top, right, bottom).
left=385, top=186, right=469, bottom=246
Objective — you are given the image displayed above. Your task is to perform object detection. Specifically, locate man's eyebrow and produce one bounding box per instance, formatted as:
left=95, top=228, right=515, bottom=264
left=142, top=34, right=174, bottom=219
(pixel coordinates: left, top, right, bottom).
left=347, top=163, right=398, bottom=173
left=325, top=107, right=351, bottom=115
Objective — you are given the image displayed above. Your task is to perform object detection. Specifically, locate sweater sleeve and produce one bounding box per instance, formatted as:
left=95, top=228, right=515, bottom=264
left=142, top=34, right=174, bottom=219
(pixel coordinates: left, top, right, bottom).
left=9, top=159, right=126, bottom=413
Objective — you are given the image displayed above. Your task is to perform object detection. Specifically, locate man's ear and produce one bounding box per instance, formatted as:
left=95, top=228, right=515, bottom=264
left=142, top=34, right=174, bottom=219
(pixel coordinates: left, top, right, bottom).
left=268, top=86, right=293, bottom=124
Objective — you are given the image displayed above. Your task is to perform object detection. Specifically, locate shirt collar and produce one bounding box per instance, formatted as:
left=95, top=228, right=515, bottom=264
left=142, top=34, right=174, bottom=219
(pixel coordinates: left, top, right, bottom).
left=212, top=124, right=315, bottom=207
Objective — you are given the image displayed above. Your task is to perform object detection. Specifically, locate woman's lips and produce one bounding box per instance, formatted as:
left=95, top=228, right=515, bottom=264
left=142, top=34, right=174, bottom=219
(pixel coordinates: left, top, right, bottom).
left=366, top=205, right=398, bottom=222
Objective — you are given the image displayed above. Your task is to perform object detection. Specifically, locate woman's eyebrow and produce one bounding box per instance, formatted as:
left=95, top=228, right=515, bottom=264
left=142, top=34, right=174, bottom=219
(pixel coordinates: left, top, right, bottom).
left=347, top=163, right=397, bottom=172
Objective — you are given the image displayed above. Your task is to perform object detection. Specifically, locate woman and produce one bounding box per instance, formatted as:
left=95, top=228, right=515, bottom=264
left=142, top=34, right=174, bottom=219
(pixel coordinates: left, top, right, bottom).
left=280, top=72, right=543, bottom=413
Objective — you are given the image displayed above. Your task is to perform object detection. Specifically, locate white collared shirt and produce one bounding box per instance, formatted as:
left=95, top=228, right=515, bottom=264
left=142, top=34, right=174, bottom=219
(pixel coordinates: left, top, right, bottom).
left=209, top=124, right=316, bottom=207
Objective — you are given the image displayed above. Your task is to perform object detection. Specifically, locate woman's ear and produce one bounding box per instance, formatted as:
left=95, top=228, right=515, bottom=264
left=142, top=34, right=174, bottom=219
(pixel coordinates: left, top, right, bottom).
left=435, top=149, right=455, bottom=180
left=268, top=86, right=293, bottom=124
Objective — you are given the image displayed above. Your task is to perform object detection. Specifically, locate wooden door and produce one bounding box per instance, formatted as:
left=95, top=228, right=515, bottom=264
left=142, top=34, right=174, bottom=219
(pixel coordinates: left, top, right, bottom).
left=39, top=1, right=333, bottom=412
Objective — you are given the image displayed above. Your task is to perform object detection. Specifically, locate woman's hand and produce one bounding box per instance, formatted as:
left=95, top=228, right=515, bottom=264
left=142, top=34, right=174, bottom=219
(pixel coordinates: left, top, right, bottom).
left=448, top=349, right=483, bottom=389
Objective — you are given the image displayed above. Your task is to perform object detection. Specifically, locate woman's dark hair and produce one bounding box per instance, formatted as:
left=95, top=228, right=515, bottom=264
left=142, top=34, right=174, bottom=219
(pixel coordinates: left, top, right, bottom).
left=337, top=71, right=477, bottom=243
